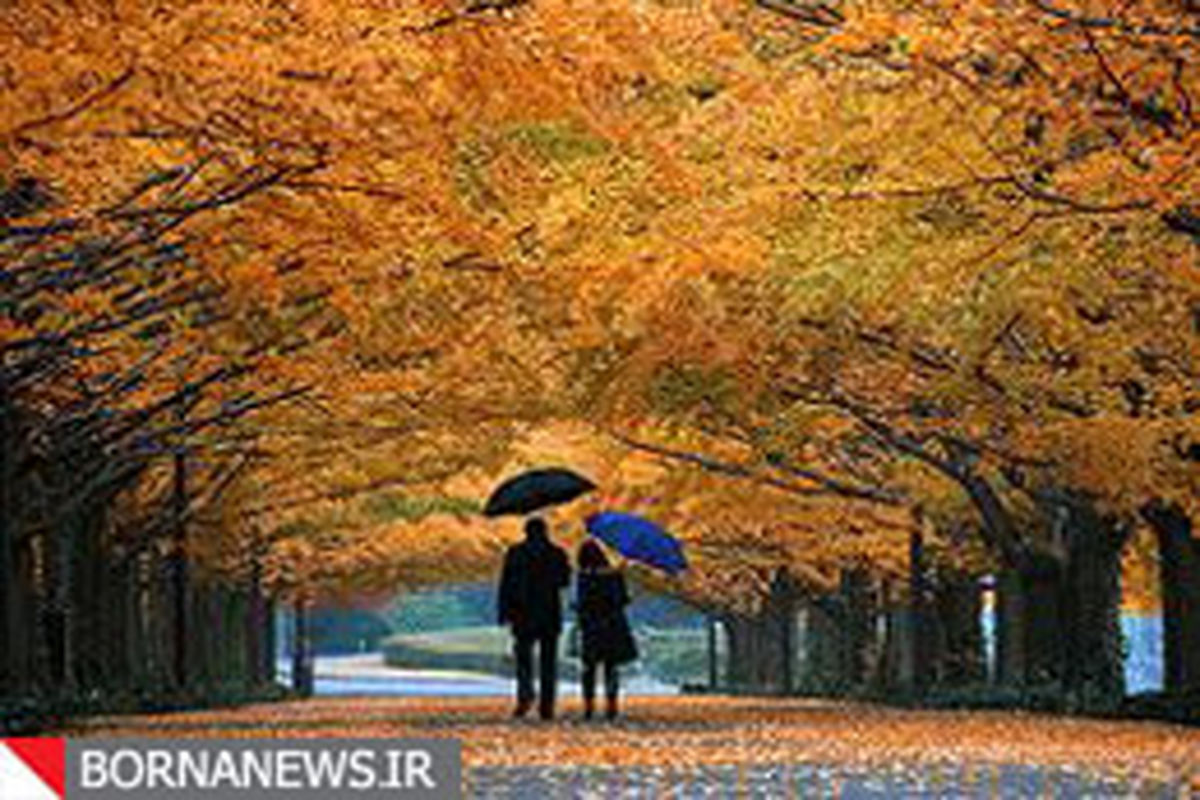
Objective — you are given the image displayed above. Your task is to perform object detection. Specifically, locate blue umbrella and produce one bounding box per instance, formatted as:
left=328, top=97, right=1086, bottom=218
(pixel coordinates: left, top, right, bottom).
left=585, top=512, right=687, bottom=575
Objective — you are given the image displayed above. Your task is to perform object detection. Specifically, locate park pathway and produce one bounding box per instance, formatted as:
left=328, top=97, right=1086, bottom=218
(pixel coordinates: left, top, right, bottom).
left=278, top=653, right=676, bottom=697
left=66, top=695, right=1199, bottom=797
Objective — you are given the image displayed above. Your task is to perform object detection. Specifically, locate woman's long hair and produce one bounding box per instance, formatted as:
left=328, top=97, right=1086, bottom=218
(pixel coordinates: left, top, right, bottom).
left=578, top=539, right=610, bottom=572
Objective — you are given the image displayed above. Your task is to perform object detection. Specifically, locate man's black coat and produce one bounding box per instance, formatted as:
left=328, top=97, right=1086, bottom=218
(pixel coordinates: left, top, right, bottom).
left=498, top=529, right=571, bottom=638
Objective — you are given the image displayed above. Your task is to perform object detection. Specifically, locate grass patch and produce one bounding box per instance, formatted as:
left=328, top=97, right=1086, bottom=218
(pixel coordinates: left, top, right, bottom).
left=383, top=626, right=580, bottom=680
left=382, top=625, right=715, bottom=686
left=503, top=121, right=609, bottom=165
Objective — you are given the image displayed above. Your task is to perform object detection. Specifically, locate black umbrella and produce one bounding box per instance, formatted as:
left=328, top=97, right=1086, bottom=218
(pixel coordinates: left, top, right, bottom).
left=483, top=467, right=596, bottom=517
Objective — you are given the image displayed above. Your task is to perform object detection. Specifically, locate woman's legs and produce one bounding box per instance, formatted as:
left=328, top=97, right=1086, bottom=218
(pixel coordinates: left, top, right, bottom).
left=581, top=658, right=598, bottom=718
left=603, top=660, right=619, bottom=719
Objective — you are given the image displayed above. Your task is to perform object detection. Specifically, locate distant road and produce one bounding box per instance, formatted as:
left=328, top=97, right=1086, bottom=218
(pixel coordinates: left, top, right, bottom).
left=278, top=653, right=678, bottom=697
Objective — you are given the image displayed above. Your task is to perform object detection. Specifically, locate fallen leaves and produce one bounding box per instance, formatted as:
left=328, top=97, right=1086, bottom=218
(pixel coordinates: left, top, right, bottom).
left=66, top=695, right=1200, bottom=783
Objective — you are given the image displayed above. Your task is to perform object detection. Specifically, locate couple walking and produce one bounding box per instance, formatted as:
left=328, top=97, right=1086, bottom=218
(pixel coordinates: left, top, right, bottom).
left=497, top=518, right=637, bottom=720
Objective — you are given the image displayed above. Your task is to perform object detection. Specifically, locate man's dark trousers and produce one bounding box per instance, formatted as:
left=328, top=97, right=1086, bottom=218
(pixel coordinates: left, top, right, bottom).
left=514, top=633, right=558, bottom=718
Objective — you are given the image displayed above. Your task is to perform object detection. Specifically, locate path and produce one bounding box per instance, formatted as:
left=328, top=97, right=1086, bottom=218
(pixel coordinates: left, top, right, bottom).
left=67, top=695, right=1199, bottom=797
left=279, top=654, right=676, bottom=697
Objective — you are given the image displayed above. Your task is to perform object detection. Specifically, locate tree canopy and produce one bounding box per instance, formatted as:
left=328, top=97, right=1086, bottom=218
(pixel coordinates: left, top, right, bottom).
left=2, top=0, right=1195, bottom=617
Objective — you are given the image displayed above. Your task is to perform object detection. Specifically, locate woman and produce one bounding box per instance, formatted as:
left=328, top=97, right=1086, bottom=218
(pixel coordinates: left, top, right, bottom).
left=574, top=539, right=638, bottom=720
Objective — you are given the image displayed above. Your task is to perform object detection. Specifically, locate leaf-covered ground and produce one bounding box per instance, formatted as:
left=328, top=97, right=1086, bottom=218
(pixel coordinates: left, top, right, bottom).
left=67, top=696, right=1199, bottom=797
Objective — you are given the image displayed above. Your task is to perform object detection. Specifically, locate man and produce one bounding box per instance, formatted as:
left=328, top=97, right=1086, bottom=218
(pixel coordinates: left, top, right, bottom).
left=497, top=517, right=571, bottom=719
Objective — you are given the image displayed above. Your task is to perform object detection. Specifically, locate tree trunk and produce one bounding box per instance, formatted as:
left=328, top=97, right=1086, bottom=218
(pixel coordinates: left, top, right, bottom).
left=995, top=568, right=1024, bottom=687
left=723, top=614, right=756, bottom=691
left=996, top=510, right=1126, bottom=710
left=291, top=599, right=315, bottom=697
left=840, top=567, right=874, bottom=691
left=909, top=530, right=929, bottom=696
left=995, top=563, right=1063, bottom=687
left=170, top=438, right=189, bottom=693
left=1021, top=559, right=1065, bottom=686
left=1060, top=506, right=1127, bottom=708
left=151, top=551, right=173, bottom=694
left=769, top=571, right=797, bottom=693
left=931, top=571, right=985, bottom=687
left=6, top=517, right=35, bottom=703
left=72, top=511, right=107, bottom=693
left=0, top=380, right=13, bottom=698
left=121, top=555, right=144, bottom=693
left=43, top=516, right=76, bottom=697
left=247, top=559, right=268, bottom=688
left=220, top=582, right=242, bottom=690
left=263, top=595, right=277, bottom=688
left=706, top=613, right=718, bottom=690
left=799, top=595, right=842, bottom=694
left=1143, top=502, right=1200, bottom=696
left=723, top=610, right=787, bottom=693
left=874, top=580, right=908, bottom=693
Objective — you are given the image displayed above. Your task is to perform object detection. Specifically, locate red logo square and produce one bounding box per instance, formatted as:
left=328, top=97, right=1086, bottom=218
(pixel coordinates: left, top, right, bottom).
left=0, top=738, right=65, bottom=799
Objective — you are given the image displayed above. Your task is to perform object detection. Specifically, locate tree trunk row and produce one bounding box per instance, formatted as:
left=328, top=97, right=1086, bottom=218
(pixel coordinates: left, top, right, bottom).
left=1142, top=502, right=1200, bottom=696
left=717, top=535, right=1123, bottom=707
left=2, top=392, right=280, bottom=730
left=1, top=524, right=278, bottom=727
left=993, top=505, right=1128, bottom=709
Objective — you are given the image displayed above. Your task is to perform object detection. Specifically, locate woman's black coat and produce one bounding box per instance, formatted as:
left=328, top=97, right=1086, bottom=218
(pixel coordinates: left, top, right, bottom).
left=575, top=569, right=638, bottom=665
